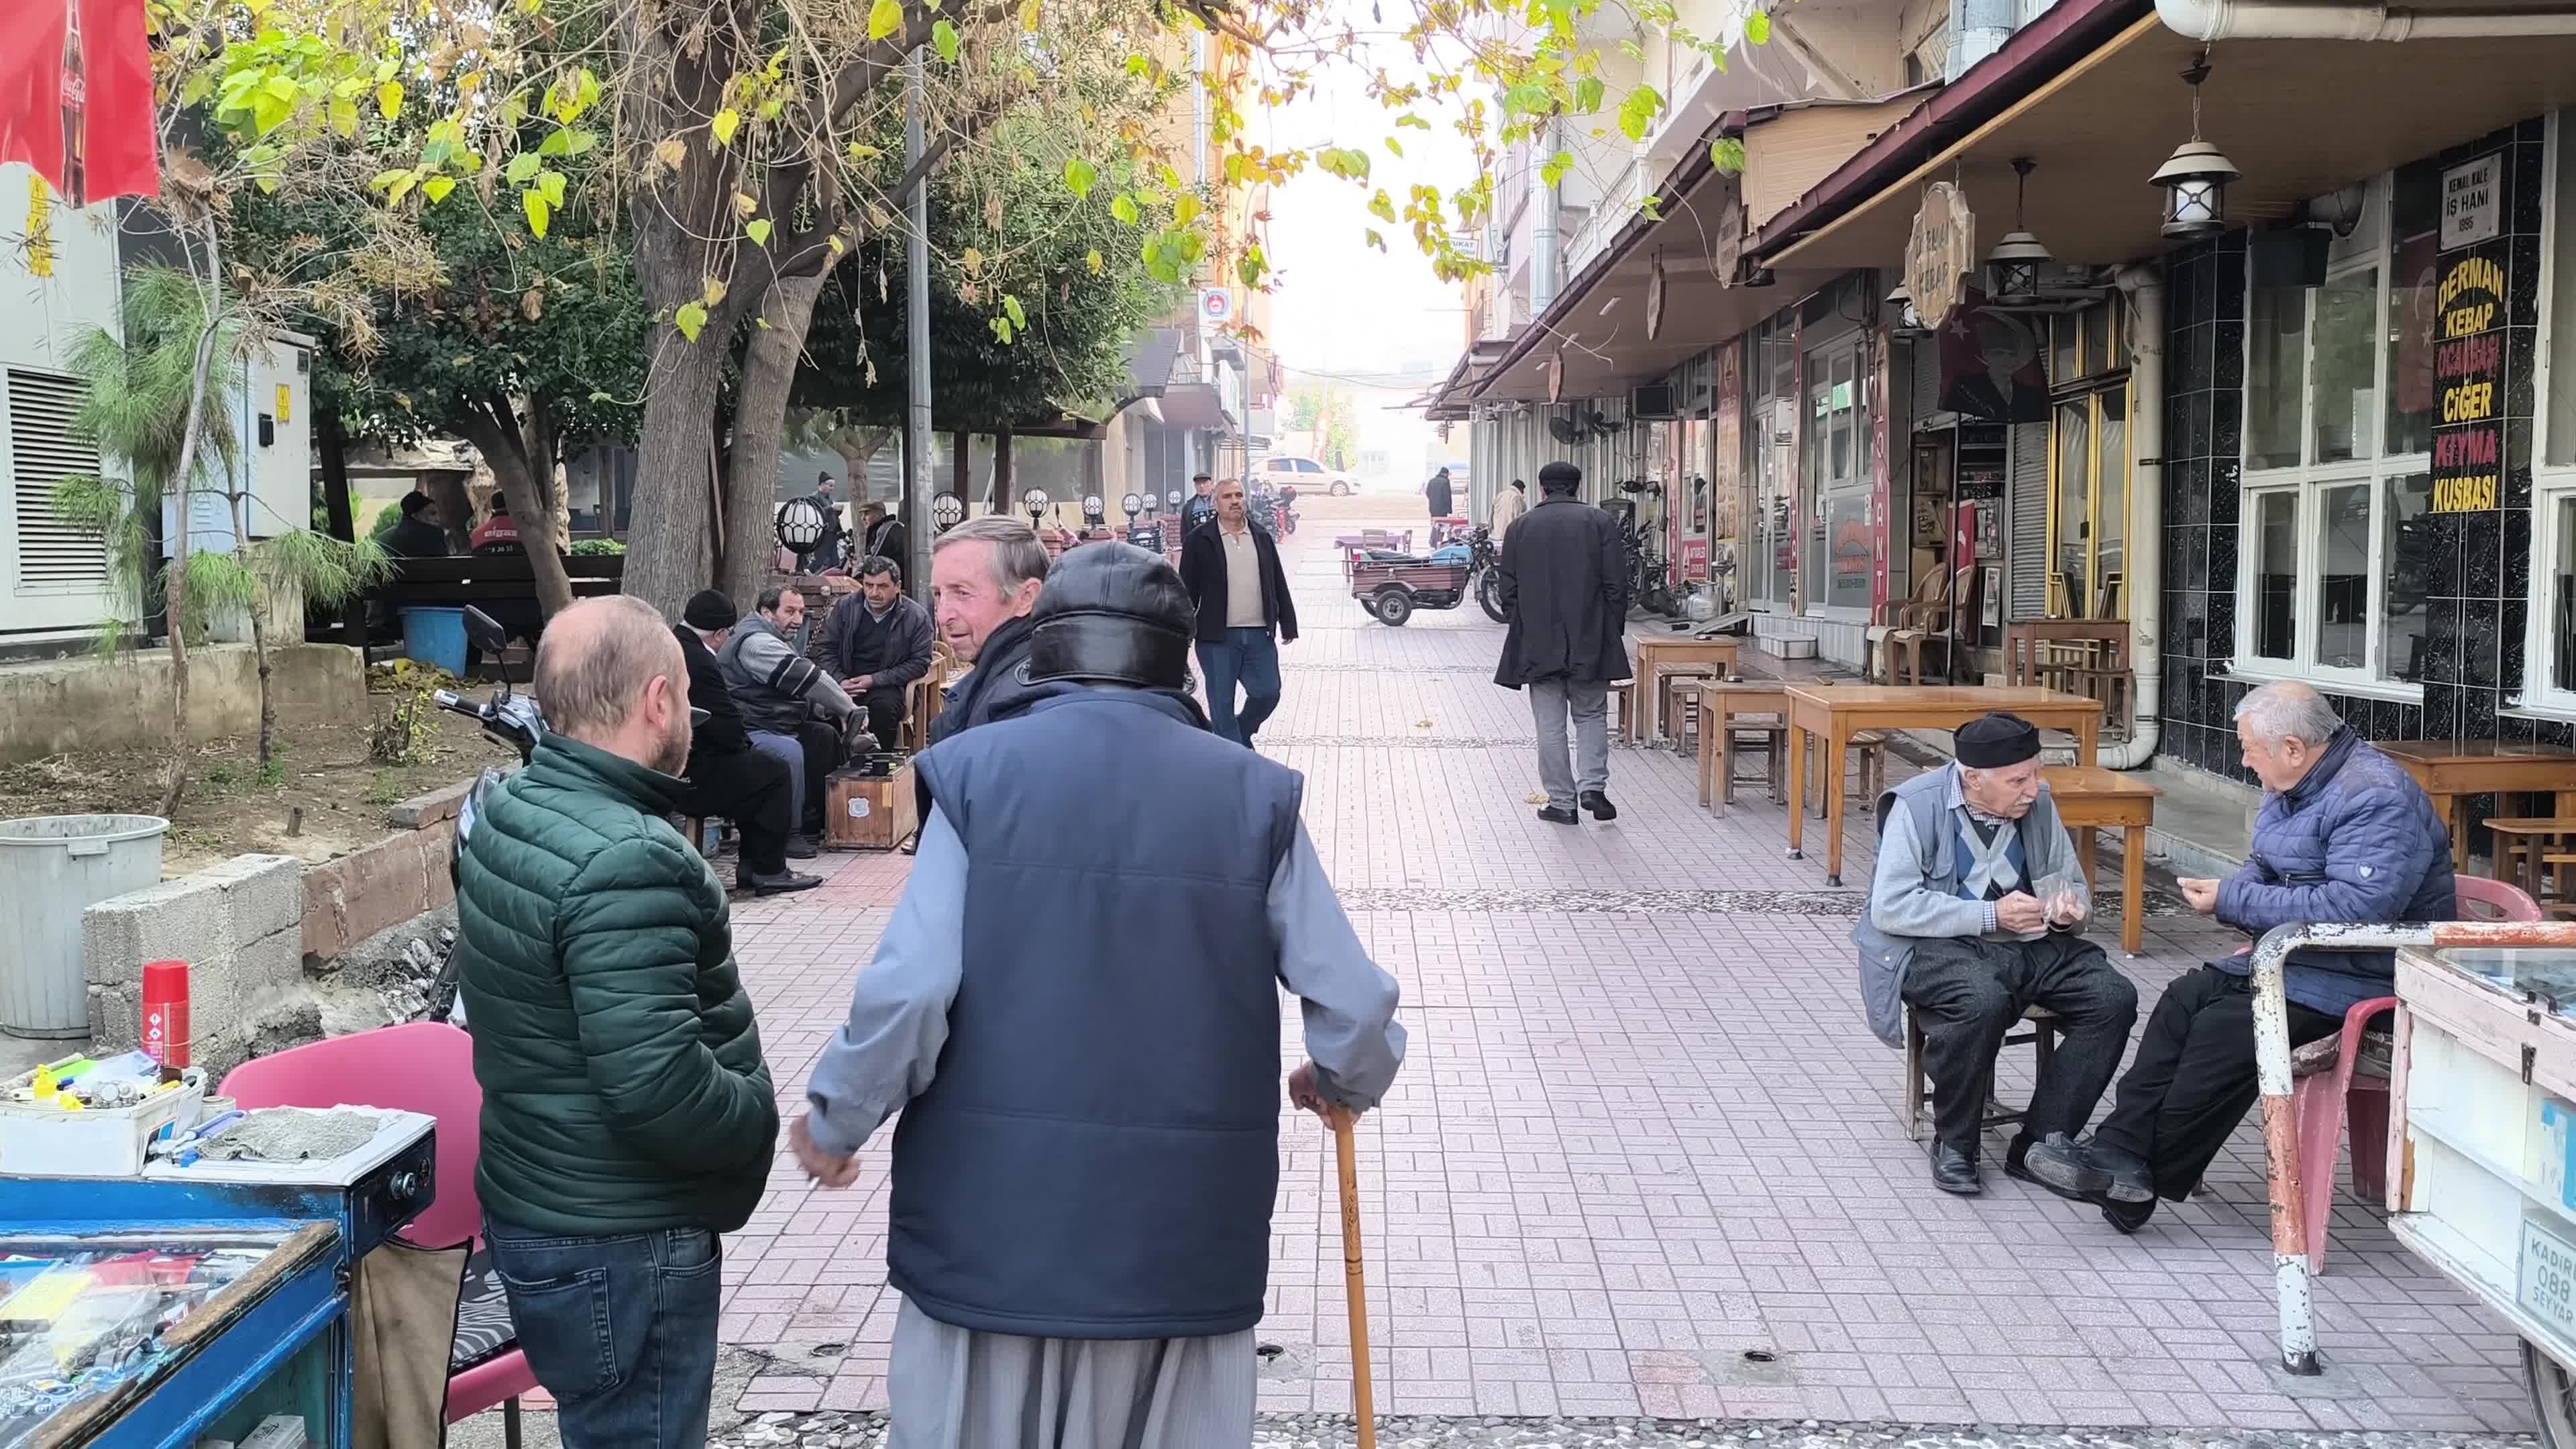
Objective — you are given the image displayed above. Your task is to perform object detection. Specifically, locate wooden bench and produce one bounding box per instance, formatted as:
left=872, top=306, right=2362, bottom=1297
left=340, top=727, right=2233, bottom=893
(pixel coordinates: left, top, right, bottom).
left=372, top=553, right=625, bottom=607
left=1900, top=1004, right=2060, bottom=1142
left=2042, top=764, right=2161, bottom=956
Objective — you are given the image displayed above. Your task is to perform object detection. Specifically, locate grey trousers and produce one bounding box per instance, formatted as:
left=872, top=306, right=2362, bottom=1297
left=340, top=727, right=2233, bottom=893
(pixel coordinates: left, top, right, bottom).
left=1527, top=677, right=1611, bottom=810
left=889, top=1297, right=1256, bottom=1448
left=748, top=731, right=807, bottom=835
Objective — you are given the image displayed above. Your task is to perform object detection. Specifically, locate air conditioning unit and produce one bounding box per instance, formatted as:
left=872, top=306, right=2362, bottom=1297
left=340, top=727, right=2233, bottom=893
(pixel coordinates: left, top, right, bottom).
left=1630, top=383, right=1679, bottom=420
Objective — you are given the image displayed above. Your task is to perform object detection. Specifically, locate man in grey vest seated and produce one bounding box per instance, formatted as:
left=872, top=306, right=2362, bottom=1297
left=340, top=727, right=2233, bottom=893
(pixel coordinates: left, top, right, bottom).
left=1854, top=713, right=2139, bottom=1195
left=718, top=586, right=862, bottom=854
left=786, top=542, right=1407, bottom=1448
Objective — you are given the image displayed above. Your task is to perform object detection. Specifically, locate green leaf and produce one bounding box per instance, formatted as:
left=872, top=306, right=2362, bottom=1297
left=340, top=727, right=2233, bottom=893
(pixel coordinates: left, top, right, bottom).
left=674, top=301, right=708, bottom=342
left=1110, top=193, right=1141, bottom=226
left=328, top=95, right=359, bottom=138
left=1316, top=147, right=1371, bottom=182
left=1364, top=227, right=1386, bottom=252
left=562, top=129, right=597, bottom=156
left=1002, top=294, right=1026, bottom=328
left=1709, top=136, right=1748, bottom=174
left=869, top=0, right=904, bottom=41
left=711, top=108, right=741, bottom=146
left=1173, top=194, right=1203, bottom=227
left=539, top=129, right=572, bottom=156
left=990, top=315, right=1016, bottom=343
left=377, top=80, right=404, bottom=120
left=1368, top=189, right=1397, bottom=223
left=423, top=176, right=457, bottom=203
left=1575, top=77, right=1605, bottom=113
left=1064, top=156, right=1097, bottom=200
left=1617, top=84, right=1666, bottom=142
left=506, top=152, right=543, bottom=184
left=1746, top=9, right=1772, bottom=44
left=932, top=18, right=961, bottom=61
left=1385, top=138, right=1404, bottom=159
left=522, top=189, right=551, bottom=238
left=370, top=168, right=411, bottom=193
left=747, top=219, right=773, bottom=245
left=539, top=170, right=568, bottom=207
left=1540, top=151, right=1574, bottom=187
left=1236, top=248, right=1267, bottom=288
left=386, top=171, right=417, bottom=203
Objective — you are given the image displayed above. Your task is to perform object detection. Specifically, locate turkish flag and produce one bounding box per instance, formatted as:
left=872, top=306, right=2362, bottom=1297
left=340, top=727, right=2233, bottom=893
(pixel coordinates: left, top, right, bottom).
left=0, top=0, right=160, bottom=207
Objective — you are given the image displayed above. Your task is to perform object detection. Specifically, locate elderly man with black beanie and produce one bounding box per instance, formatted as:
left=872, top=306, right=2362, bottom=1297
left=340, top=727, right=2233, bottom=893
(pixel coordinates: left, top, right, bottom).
left=1851, top=713, right=2137, bottom=1196
left=673, top=590, right=819, bottom=896
left=786, top=542, right=1406, bottom=1449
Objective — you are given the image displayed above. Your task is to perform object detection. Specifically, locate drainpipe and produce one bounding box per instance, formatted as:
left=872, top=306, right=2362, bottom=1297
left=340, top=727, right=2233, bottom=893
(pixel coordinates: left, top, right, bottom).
left=2104, top=263, right=2164, bottom=771
left=1949, top=0, right=2016, bottom=78
left=1529, top=117, right=1562, bottom=316
left=2158, top=0, right=2576, bottom=40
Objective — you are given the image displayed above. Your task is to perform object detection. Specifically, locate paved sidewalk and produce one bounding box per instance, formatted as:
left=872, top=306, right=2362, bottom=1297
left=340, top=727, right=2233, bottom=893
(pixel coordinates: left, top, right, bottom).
left=695, top=514, right=2530, bottom=1436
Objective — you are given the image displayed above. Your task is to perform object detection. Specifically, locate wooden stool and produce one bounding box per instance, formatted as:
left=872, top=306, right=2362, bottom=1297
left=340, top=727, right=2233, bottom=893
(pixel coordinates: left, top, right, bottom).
left=1686, top=681, right=1790, bottom=815
left=677, top=816, right=731, bottom=860
left=1607, top=679, right=1634, bottom=740
left=1900, top=1003, right=2061, bottom=1142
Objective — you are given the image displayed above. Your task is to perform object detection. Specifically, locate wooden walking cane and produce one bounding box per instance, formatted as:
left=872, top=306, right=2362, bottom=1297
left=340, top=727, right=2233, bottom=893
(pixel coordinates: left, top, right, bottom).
left=1329, top=1105, right=1377, bottom=1449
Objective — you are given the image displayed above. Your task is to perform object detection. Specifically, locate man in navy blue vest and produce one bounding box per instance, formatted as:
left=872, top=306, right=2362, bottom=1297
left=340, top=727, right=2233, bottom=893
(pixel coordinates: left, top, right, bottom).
left=786, top=542, right=1406, bottom=1447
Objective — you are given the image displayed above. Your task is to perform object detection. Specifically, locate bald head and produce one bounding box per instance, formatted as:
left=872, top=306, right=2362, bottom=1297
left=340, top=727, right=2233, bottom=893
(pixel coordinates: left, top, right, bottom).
left=2233, top=680, right=2345, bottom=793
left=533, top=596, right=692, bottom=773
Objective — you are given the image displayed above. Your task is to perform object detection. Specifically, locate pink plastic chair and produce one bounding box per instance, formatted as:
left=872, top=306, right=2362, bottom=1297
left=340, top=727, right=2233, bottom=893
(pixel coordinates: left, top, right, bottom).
left=2290, top=875, right=2542, bottom=1273
left=219, top=1022, right=541, bottom=1442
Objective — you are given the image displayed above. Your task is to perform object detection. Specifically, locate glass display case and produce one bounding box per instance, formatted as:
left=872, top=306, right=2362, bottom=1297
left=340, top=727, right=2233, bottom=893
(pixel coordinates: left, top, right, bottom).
left=0, top=1224, right=339, bottom=1449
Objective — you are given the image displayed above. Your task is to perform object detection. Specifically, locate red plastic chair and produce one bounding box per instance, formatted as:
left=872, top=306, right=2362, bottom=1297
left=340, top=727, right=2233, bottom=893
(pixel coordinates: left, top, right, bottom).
left=2291, top=875, right=2541, bottom=1273
left=219, top=1022, right=541, bottom=1442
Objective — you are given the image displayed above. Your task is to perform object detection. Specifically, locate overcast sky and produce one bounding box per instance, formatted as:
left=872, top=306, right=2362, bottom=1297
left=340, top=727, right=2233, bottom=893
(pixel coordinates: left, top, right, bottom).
left=1249, top=16, right=1479, bottom=387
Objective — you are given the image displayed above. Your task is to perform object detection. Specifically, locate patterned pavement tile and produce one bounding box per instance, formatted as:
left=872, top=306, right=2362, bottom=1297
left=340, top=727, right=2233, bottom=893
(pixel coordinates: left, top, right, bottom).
left=706, top=510, right=2530, bottom=1434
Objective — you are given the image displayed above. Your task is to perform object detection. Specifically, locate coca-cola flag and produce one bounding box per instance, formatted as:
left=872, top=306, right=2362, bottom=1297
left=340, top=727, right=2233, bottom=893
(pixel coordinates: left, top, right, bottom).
left=0, top=0, right=160, bottom=207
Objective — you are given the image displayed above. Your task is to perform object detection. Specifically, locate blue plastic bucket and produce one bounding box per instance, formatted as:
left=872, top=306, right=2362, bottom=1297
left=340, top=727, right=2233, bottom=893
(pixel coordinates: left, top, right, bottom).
left=401, top=606, right=469, bottom=676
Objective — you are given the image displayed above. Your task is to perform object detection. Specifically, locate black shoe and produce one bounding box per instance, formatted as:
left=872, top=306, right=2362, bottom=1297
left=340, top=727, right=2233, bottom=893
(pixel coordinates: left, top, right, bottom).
left=2001, top=1134, right=2039, bottom=1187
left=2100, top=1195, right=2157, bottom=1234
left=2086, top=1141, right=2157, bottom=1204
left=1931, top=1143, right=1982, bottom=1195
left=1580, top=790, right=1618, bottom=821
left=2019, top=1132, right=2111, bottom=1201
left=785, top=834, right=819, bottom=860
left=739, top=868, right=822, bottom=896
left=1537, top=806, right=1580, bottom=824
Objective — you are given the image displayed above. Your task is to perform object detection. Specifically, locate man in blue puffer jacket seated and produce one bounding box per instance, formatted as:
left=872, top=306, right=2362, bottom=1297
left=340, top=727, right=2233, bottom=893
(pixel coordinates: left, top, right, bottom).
left=2027, top=681, right=2455, bottom=1232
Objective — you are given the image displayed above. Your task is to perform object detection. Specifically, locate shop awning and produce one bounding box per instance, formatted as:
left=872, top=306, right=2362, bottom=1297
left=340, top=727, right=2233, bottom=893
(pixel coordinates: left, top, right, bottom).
left=1762, top=13, right=2576, bottom=273
left=1156, top=382, right=1232, bottom=431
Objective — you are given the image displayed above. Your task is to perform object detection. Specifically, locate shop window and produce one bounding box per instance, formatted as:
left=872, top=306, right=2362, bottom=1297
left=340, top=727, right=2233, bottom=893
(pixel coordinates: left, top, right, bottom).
left=2552, top=496, right=2576, bottom=694
left=2047, top=299, right=2131, bottom=620
left=2538, top=110, right=2576, bottom=712
left=2231, top=171, right=2435, bottom=690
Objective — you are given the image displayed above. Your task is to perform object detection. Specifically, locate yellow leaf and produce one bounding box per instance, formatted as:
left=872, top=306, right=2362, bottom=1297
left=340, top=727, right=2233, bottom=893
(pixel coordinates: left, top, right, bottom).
left=655, top=137, right=688, bottom=170
left=702, top=277, right=728, bottom=308
left=869, top=0, right=904, bottom=41
left=733, top=191, right=759, bottom=217
left=521, top=189, right=551, bottom=237
left=1020, top=0, right=1040, bottom=30
left=377, top=80, right=403, bottom=120
left=961, top=246, right=983, bottom=275
left=674, top=302, right=708, bottom=342
left=1085, top=248, right=1104, bottom=276
left=423, top=176, right=456, bottom=203
left=711, top=109, right=740, bottom=146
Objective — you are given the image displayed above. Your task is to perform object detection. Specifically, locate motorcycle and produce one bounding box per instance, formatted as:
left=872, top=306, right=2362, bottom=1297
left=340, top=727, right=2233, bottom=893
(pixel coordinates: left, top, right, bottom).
left=1274, top=482, right=1299, bottom=537
left=1611, top=481, right=1680, bottom=619
left=1467, top=525, right=1507, bottom=623
left=421, top=608, right=546, bottom=1026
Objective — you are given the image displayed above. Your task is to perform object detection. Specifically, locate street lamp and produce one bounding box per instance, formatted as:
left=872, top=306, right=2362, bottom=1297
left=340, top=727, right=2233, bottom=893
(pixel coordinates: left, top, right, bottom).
left=2151, top=57, right=2239, bottom=241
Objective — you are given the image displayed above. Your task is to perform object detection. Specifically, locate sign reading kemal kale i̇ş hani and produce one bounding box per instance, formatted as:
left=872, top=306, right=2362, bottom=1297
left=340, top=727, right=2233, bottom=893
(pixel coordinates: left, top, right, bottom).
left=2432, top=244, right=2507, bottom=513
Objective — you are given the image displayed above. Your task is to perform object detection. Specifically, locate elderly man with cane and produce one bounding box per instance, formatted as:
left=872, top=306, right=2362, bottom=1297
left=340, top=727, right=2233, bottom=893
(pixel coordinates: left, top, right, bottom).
left=790, top=542, right=1407, bottom=1448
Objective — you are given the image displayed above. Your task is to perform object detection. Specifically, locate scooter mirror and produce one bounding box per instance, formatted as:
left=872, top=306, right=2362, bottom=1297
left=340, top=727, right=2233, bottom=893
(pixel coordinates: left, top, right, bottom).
left=462, top=605, right=515, bottom=688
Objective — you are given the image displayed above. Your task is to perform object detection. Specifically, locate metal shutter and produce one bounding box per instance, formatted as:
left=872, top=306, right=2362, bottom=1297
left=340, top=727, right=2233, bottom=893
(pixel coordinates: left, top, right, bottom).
left=1909, top=336, right=1943, bottom=419
left=7, top=370, right=106, bottom=592
left=2007, top=418, right=2049, bottom=620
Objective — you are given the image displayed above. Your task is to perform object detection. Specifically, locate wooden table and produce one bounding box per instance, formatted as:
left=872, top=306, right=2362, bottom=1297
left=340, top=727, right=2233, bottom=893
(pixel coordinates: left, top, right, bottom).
left=2375, top=740, right=2576, bottom=873
left=2044, top=764, right=2161, bottom=955
left=1629, top=637, right=1742, bottom=745
left=1784, top=686, right=2106, bottom=887
left=1677, top=680, right=1790, bottom=814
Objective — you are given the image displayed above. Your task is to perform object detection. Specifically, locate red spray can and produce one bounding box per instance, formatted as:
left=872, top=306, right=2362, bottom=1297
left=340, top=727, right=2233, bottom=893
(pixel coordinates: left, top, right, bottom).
left=142, top=960, right=191, bottom=1082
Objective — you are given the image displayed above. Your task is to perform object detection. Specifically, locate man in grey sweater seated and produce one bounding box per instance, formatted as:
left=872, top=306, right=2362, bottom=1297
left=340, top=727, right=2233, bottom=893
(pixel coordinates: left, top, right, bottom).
left=720, top=586, right=863, bottom=853
left=1852, top=714, right=2139, bottom=1196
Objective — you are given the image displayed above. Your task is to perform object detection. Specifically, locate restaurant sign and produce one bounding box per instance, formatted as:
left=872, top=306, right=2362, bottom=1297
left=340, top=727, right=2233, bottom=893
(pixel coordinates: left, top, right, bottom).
left=2432, top=248, right=2506, bottom=513
left=1905, top=183, right=1974, bottom=326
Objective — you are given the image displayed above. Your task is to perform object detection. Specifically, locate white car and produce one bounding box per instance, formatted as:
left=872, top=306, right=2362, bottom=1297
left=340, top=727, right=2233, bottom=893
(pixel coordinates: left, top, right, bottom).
left=1257, top=455, right=1364, bottom=496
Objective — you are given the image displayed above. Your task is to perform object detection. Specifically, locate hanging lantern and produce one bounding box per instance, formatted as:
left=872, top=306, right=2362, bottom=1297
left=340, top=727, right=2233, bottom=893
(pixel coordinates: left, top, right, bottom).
left=1985, top=157, right=2051, bottom=305
left=2150, top=56, right=2237, bottom=241
left=1884, top=281, right=1927, bottom=337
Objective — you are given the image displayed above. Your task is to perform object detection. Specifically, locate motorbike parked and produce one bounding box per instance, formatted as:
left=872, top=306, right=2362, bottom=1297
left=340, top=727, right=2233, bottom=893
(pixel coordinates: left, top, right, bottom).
left=1467, top=525, right=1507, bottom=622
left=422, top=608, right=545, bottom=1027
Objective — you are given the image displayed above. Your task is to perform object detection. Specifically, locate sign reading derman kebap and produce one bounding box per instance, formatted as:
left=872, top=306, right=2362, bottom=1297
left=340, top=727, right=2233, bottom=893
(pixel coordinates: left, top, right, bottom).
left=2432, top=155, right=2508, bottom=515
left=1905, top=183, right=1974, bottom=327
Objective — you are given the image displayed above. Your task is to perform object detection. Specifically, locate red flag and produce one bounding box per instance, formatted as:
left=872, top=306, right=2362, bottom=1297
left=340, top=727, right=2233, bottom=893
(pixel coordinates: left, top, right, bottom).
left=0, top=0, right=160, bottom=207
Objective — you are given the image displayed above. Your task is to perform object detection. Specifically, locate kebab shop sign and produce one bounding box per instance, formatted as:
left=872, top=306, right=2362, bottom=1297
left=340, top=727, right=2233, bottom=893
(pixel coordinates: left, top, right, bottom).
left=2433, top=252, right=2506, bottom=514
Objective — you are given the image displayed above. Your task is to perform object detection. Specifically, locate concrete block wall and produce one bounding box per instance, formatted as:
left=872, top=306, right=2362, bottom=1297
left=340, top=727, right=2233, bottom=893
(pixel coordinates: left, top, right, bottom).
left=85, top=853, right=313, bottom=1081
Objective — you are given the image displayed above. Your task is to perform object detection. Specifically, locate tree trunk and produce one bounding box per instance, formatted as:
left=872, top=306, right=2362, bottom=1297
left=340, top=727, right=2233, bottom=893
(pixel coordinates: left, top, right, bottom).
left=720, top=273, right=828, bottom=608
left=453, top=392, right=578, bottom=619
left=318, top=410, right=366, bottom=650
left=994, top=431, right=1014, bottom=517
left=158, top=221, right=227, bottom=818
left=623, top=331, right=731, bottom=614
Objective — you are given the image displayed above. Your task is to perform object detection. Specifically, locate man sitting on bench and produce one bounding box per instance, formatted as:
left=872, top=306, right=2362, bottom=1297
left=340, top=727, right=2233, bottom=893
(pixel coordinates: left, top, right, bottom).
left=821, top=556, right=936, bottom=752
left=720, top=586, right=862, bottom=852
left=1854, top=713, right=2138, bottom=1196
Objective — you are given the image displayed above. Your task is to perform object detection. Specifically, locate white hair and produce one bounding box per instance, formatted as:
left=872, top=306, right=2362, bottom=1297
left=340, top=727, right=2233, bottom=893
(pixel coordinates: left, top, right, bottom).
left=2233, top=682, right=2343, bottom=747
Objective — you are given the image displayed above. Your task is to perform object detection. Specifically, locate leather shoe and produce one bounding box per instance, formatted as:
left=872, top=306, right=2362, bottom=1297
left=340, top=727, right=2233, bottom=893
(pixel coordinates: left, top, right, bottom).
left=1536, top=806, right=1580, bottom=824
left=1931, top=1143, right=1982, bottom=1195
left=2100, top=1195, right=2157, bottom=1234
left=2024, top=1133, right=2155, bottom=1203
left=786, top=834, right=819, bottom=860
left=1580, top=790, right=1618, bottom=821
left=739, top=868, right=822, bottom=896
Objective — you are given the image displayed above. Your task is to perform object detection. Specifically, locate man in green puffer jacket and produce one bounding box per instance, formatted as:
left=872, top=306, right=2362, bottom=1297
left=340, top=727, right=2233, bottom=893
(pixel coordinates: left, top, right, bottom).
left=453, top=594, right=779, bottom=1449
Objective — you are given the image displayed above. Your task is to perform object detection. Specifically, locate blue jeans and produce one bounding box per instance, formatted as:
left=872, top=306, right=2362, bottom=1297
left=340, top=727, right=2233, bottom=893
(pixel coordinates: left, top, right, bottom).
left=1196, top=629, right=1281, bottom=745
left=484, top=1217, right=724, bottom=1448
